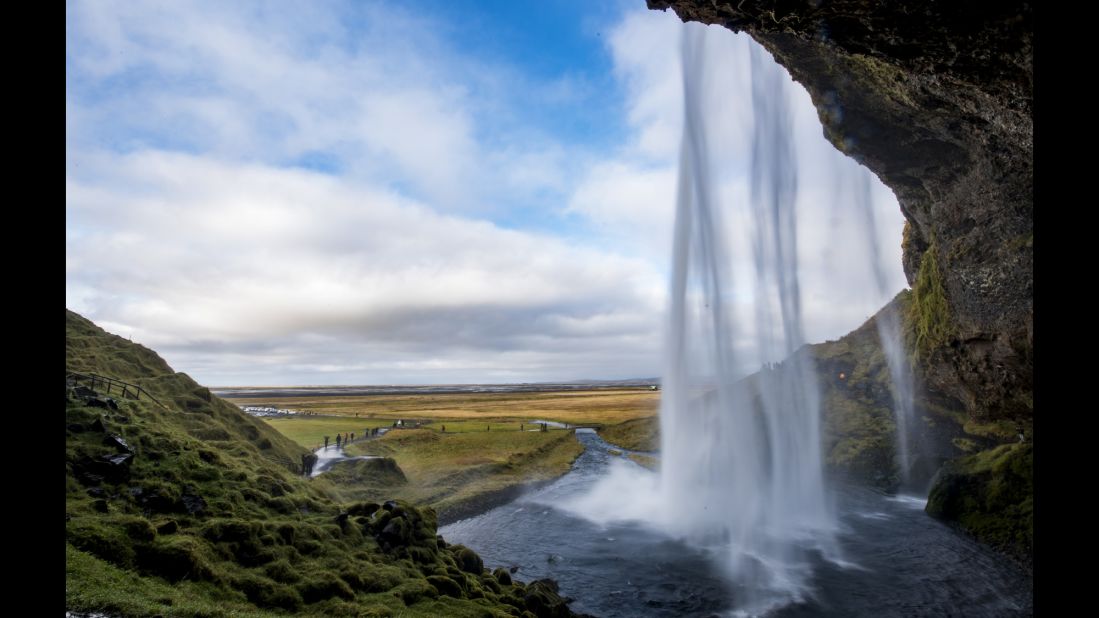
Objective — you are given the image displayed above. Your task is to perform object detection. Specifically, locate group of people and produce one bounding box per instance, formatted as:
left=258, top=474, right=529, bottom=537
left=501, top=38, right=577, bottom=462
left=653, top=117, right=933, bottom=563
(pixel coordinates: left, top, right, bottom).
left=320, top=427, right=385, bottom=451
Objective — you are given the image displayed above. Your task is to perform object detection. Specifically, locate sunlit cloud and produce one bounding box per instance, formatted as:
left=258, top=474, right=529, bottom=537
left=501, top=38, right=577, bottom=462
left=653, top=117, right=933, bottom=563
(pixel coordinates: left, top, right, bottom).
left=67, top=1, right=906, bottom=385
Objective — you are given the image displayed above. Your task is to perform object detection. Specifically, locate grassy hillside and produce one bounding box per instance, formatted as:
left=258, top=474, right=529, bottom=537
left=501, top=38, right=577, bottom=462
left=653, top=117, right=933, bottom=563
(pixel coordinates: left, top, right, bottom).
left=596, top=416, right=659, bottom=453
left=65, top=309, right=580, bottom=617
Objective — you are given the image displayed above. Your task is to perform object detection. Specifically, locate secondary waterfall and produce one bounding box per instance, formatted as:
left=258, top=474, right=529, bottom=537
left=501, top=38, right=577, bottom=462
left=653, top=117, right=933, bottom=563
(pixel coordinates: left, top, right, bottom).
left=841, top=169, right=916, bottom=485
left=658, top=26, right=837, bottom=610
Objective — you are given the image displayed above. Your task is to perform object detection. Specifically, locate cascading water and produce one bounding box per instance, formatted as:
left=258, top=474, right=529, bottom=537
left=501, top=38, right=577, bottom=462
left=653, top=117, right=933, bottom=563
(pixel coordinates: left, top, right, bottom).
left=439, top=19, right=1032, bottom=618
left=659, top=25, right=836, bottom=612
left=840, top=169, right=917, bottom=485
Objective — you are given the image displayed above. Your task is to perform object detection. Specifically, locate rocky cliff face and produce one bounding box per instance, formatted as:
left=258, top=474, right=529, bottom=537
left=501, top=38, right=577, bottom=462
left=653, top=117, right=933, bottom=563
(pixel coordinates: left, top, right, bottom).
left=648, top=0, right=1032, bottom=423
left=648, top=0, right=1033, bottom=562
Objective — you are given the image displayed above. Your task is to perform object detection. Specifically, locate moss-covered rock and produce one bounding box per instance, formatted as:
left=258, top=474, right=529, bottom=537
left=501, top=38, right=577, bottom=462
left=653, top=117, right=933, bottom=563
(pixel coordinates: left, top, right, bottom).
left=426, top=574, right=464, bottom=598
left=648, top=0, right=1033, bottom=422
left=926, top=443, right=1032, bottom=566
left=451, top=545, right=485, bottom=575
left=493, top=567, right=513, bottom=586
left=523, top=579, right=572, bottom=618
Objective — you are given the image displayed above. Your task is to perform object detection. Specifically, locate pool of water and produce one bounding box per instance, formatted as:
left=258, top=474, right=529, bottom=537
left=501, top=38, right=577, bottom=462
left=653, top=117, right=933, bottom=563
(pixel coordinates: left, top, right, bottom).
left=440, top=431, right=1031, bottom=617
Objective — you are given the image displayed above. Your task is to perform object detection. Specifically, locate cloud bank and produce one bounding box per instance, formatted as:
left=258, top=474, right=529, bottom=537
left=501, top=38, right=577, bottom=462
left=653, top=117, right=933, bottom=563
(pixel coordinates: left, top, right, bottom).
left=66, top=2, right=907, bottom=385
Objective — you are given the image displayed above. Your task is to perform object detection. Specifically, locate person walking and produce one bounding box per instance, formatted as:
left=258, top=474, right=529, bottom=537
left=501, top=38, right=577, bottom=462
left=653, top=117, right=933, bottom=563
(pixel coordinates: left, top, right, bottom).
left=324, top=435, right=329, bottom=449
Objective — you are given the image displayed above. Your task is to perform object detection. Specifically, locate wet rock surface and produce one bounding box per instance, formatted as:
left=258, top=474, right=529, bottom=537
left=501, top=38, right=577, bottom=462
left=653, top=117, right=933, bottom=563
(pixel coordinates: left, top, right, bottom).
left=648, top=0, right=1032, bottom=423
left=649, top=0, right=1033, bottom=564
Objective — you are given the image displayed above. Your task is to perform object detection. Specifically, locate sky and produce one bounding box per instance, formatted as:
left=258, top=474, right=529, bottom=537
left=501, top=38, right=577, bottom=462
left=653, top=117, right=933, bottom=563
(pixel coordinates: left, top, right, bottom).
left=66, top=0, right=908, bottom=386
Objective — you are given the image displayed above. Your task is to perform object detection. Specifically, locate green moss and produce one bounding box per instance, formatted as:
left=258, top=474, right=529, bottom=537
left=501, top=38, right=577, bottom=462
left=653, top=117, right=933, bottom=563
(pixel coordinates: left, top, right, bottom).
left=962, top=418, right=1021, bottom=440
left=951, top=437, right=978, bottom=453
left=298, top=572, right=356, bottom=604
left=66, top=545, right=271, bottom=618
left=926, top=443, right=1032, bottom=563
left=427, top=574, right=464, bottom=598
left=137, top=534, right=220, bottom=583
left=233, top=572, right=304, bottom=611
left=906, top=241, right=953, bottom=362
left=66, top=309, right=581, bottom=617
left=597, top=416, right=659, bottom=452
left=390, top=578, right=439, bottom=605
left=451, top=545, right=485, bottom=575
left=844, top=53, right=916, bottom=107
left=67, top=518, right=138, bottom=569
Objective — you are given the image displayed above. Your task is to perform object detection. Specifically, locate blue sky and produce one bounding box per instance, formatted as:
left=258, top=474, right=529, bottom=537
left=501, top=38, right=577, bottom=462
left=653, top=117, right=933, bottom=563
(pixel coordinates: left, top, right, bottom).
left=66, top=0, right=908, bottom=386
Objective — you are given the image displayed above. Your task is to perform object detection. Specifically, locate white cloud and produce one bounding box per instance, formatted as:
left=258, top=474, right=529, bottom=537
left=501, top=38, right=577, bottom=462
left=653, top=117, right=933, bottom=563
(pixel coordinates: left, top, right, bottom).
left=567, top=16, right=908, bottom=372
left=67, top=2, right=909, bottom=385
left=67, top=150, right=665, bottom=383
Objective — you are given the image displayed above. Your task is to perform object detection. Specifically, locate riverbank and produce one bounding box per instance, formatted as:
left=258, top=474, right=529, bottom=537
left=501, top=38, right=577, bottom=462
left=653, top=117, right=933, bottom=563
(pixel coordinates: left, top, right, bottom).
left=440, top=431, right=1032, bottom=617
left=311, top=427, right=585, bottom=522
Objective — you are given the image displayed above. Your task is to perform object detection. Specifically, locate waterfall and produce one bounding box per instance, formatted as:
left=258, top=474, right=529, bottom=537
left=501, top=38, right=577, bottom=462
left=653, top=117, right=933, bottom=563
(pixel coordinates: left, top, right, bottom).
left=843, top=170, right=916, bottom=485
left=658, top=25, right=836, bottom=610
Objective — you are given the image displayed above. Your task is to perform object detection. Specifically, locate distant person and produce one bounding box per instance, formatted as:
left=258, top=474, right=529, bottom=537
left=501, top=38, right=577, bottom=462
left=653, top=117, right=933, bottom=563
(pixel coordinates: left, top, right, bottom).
left=487, top=425, right=490, bottom=432
left=336, top=434, right=342, bottom=448
left=442, top=425, right=446, bottom=433
left=520, top=424, right=524, bottom=431
left=351, top=432, right=355, bottom=442
left=324, top=435, right=329, bottom=449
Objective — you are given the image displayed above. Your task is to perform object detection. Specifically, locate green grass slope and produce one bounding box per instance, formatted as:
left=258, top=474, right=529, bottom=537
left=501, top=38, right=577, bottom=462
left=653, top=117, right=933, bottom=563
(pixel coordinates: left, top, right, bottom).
left=65, top=309, right=580, bottom=618
left=596, top=416, right=659, bottom=453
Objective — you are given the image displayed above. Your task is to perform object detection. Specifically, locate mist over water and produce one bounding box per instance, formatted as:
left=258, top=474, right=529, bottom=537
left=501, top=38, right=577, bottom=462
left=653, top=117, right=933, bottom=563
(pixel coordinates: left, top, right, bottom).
left=659, top=26, right=837, bottom=611
left=556, top=22, right=921, bottom=616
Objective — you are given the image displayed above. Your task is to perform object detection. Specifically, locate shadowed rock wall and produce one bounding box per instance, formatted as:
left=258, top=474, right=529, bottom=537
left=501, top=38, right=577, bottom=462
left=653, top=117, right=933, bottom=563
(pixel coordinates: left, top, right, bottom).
left=649, top=0, right=1032, bottom=423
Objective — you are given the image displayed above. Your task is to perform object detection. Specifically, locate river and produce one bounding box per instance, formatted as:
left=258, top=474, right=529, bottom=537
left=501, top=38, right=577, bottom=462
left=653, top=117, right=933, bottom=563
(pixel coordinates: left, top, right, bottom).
left=440, top=430, right=1032, bottom=617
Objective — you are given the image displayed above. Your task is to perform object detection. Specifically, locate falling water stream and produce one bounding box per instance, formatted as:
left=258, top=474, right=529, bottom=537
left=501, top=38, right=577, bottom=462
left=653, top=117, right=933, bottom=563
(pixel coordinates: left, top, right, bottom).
left=840, top=168, right=917, bottom=485
left=655, top=27, right=837, bottom=612
left=443, top=24, right=1030, bottom=617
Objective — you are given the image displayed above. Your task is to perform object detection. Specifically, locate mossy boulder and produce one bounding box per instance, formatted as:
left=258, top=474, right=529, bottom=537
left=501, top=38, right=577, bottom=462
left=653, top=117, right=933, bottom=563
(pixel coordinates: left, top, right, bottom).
left=926, top=443, right=1032, bottom=566
left=135, top=534, right=217, bottom=582
left=451, top=545, right=485, bottom=575
left=523, top=579, right=572, bottom=618
left=426, top=574, right=464, bottom=598
left=298, top=572, right=355, bottom=604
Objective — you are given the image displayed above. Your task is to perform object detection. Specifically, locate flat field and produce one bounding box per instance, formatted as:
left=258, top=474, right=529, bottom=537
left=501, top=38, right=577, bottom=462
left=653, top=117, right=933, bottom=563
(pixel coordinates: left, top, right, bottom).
left=244, top=389, right=661, bottom=520
left=225, top=388, right=659, bottom=427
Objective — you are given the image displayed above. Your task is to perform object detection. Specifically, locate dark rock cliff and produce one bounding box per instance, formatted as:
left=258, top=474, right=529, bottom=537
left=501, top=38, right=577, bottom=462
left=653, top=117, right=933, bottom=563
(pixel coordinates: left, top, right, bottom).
left=648, top=0, right=1032, bottom=561
left=648, top=0, right=1032, bottom=423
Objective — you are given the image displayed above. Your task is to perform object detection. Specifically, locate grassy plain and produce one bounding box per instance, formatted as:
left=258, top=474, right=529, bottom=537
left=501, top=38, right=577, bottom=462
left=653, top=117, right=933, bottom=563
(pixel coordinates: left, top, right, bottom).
left=225, top=389, right=659, bottom=427
left=245, top=389, right=661, bottom=520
